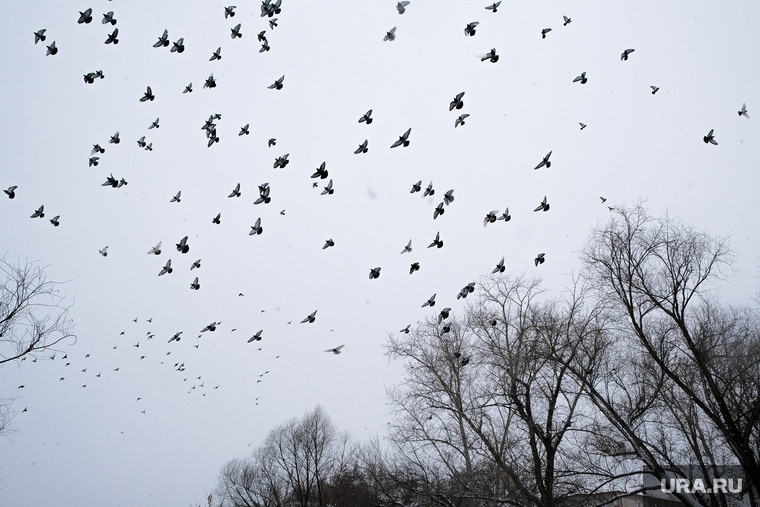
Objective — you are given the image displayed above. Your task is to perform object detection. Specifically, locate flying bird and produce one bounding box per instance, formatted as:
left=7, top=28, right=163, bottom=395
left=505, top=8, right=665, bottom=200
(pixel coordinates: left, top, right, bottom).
left=438, top=308, right=451, bottom=322
left=400, top=325, right=410, bottom=334
left=105, top=28, right=119, bottom=44
left=254, top=183, right=271, bottom=204
left=650, top=86, right=659, bottom=95
left=153, top=29, right=169, bottom=48
left=410, top=180, right=422, bottom=193
left=158, top=259, right=173, bottom=275
left=485, top=2, right=501, bottom=12
left=248, top=330, right=263, bottom=343
left=268, top=75, right=284, bottom=90
left=493, top=257, right=505, bottom=273
left=239, top=124, right=249, bottom=136
left=484, top=210, right=499, bottom=226
left=249, top=218, right=263, bottom=235
left=171, top=38, right=185, bottom=53
left=191, top=259, right=201, bottom=270
left=455, top=114, right=469, bottom=127
left=225, top=6, right=236, bottom=18
left=359, top=110, right=373, bottom=124
left=703, top=129, right=718, bottom=145
left=325, top=345, right=345, bottom=354
left=600, top=197, right=607, bottom=203
left=137, top=136, right=146, bottom=148
left=49, top=215, right=60, bottom=226
left=140, top=86, right=155, bottom=102
left=183, top=83, right=192, bottom=93
left=149, top=118, right=160, bottom=129
left=422, top=181, right=434, bottom=197
left=231, top=24, right=242, bottom=39
left=4, top=186, right=17, bottom=199
left=410, top=262, right=420, bottom=274
left=354, top=140, right=368, bottom=154
left=170, top=191, right=181, bottom=202
left=449, top=92, right=465, bottom=111
left=46, top=42, right=58, bottom=56
left=176, top=236, right=189, bottom=254
left=534, top=196, right=550, bottom=212
left=620, top=48, right=635, bottom=61
left=563, top=15, right=572, bottom=26
left=301, top=310, right=317, bottom=323
left=321, top=179, right=334, bottom=195
left=422, top=294, right=436, bottom=307
left=541, top=28, right=552, bottom=39
left=311, top=162, right=328, bottom=179
left=268, top=138, right=277, bottom=147
left=323, top=239, right=334, bottom=249
left=34, top=29, right=46, bottom=44
left=497, top=207, right=511, bottom=221
left=433, top=203, right=445, bottom=219
left=147, top=242, right=162, bottom=255
left=31, top=205, right=45, bottom=218
left=269, top=18, right=278, bottom=29
left=99, top=246, right=108, bottom=257
left=396, top=1, right=410, bottom=14
left=102, top=11, right=116, bottom=25
left=464, top=22, right=479, bottom=36
left=739, top=103, right=749, bottom=118
left=384, top=27, right=397, bottom=41
left=229, top=183, right=241, bottom=197
left=210, top=47, right=222, bottom=61
left=78, top=9, right=93, bottom=24
left=535, top=253, right=546, bottom=266
left=258, top=31, right=267, bottom=42
left=428, top=232, right=443, bottom=249
left=534, top=151, right=552, bottom=169
left=579, top=123, right=587, bottom=130
left=481, top=48, right=499, bottom=62
left=369, top=267, right=381, bottom=279
left=573, top=72, right=587, bottom=84
left=204, top=74, right=217, bottom=89
left=109, top=131, right=120, bottom=144
left=201, top=322, right=219, bottom=332
left=391, top=128, right=412, bottom=148
left=190, top=277, right=200, bottom=290
left=401, top=240, right=412, bottom=254
left=212, top=213, right=221, bottom=224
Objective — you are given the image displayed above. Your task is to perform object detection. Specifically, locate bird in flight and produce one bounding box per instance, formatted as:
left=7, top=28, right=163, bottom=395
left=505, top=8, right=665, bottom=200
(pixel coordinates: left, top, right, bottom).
left=579, top=123, right=587, bottom=130
left=109, top=131, right=120, bottom=144
left=573, top=72, right=587, bottom=84
left=171, top=38, right=185, bottom=53
left=485, top=2, right=501, bottom=12
left=78, top=8, right=93, bottom=24
left=210, top=47, right=222, bottom=61
left=493, top=257, right=505, bottom=273
left=201, top=322, right=219, bottom=332
left=535, top=253, right=546, bottom=266
left=410, top=180, right=422, bottom=193
left=497, top=207, right=511, bottom=221
left=34, top=29, right=46, bottom=44
left=105, top=28, right=119, bottom=44
left=312, top=162, right=329, bottom=179
left=183, top=83, right=193, bottom=93
left=354, top=140, right=368, bottom=154
left=248, top=330, right=263, bottom=343
left=176, top=236, right=189, bottom=254
left=46, top=41, right=58, bottom=56
left=410, top=262, right=420, bottom=274
left=99, top=246, right=108, bottom=257
left=391, top=128, right=412, bottom=148
left=5, top=186, right=18, bottom=199
left=396, top=1, right=410, bottom=14
left=455, top=114, right=469, bottom=127
left=541, top=28, right=552, bottom=39
left=239, top=124, right=249, bottom=136
left=191, top=259, right=201, bottom=270
left=154, top=29, right=170, bottom=48
left=359, top=110, right=373, bottom=124
left=147, top=242, right=162, bottom=255
left=158, top=260, right=173, bottom=275
left=229, top=183, right=241, bottom=197
left=325, top=345, right=345, bottom=354
left=149, top=118, right=160, bottom=129
left=534, top=196, right=550, bottom=212
left=563, top=15, right=572, bottom=26
left=464, top=22, right=479, bottom=36
left=703, top=129, right=718, bottom=145
left=433, top=203, right=445, bottom=219
left=49, top=215, right=60, bottom=226
left=423, top=181, right=434, bottom=197
left=534, top=151, right=552, bottom=169
left=301, top=310, right=318, bottom=323
left=190, top=277, right=200, bottom=290
left=401, top=240, right=412, bottom=254
left=384, top=27, right=397, bottom=41
left=650, top=86, right=659, bottom=95
left=170, top=191, right=181, bottom=203
left=450, top=92, right=465, bottom=111
left=369, top=267, right=381, bottom=279
left=231, top=24, right=242, bottom=39
left=140, top=86, right=155, bottom=102
left=31, top=205, right=45, bottom=218
left=321, top=180, right=334, bottom=195
left=481, top=48, right=499, bottom=62
left=204, top=74, right=217, bottom=89
left=428, top=232, right=443, bottom=249
left=212, top=213, right=221, bottom=224
left=400, top=325, right=410, bottom=334
left=268, top=76, right=285, bottom=90
left=484, top=210, right=499, bottom=226
left=323, top=239, right=334, bottom=249
left=422, top=294, right=437, bottom=307
left=620, top=48, right=635, bottom=61
left=249, top=218, right=263, bottom=235
left=225, top=6, right=237, bottom=18
left=739, top=103, right=749, bottom=118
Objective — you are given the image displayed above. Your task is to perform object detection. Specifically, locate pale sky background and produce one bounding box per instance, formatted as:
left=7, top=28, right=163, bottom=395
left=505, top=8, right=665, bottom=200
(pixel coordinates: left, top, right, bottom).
left=1, top=0, right=759, bottom=506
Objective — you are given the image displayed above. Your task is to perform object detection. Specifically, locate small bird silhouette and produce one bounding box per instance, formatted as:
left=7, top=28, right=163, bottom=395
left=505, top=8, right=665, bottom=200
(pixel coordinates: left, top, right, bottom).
left=158, top=260, right=173, bottom=275
left=140, top=86, right=155, bottom=102
left=433, top=203, right=445, bottom=219
left=384, top=27, right=397, bottom=41
left=176, top=236, right=189, bottom=254
left=249, top=217, right=263, bottom=235
left=149, top=118, right=160, bottom=129
left=541, top=28, right=552, bottom=39
left=484, top=210, right=499, bottom=226
left=301, top=310, right=318, bottom=323
left=78, top=8, right=93, bottom=24
left=620, top=48, right=635, bottom=61
left=326, top=345, right=345, bottom=354
left=46, top=41, right=58, bottom=56
left=579, top=123, right=587, bottom=130
left=493, top=257, right=505, bottom=274
left=481, top=48, right=499, bottom=62
left=359, top=110, right=373, bottom=124
left=34, top=29, right=46, bottom=44
left=354, top=140, right=369, bottom=154
left=225, top=6, right=236, bottom=18
left=534, top=151, right=552, bottom=170
left=464, top=22, right=479, bottom=36
left=534, top=196, right=550, bottom=212
left=248, top=330, right=263, bottom=343
left=410, top=181, right=422, bottom=193
left=650, top=86, right=659, bottom=95
left=268, top=75, right=284, bottom=90
left=455, top=114, right=469, bottom=127
left=396, top=1, right=410, bottom=14
left=170, top=191, right=181, bottom=203
left=31, top=205, right=45, bottom=218
left=369, top=267, right=381, bottom=279
left=535, top=253, right=546, bottom=266
left=183, top=83, right=193, bottom=93
left=210, top=47, right=222, bottom=61
left=428, top=232, right=443, bottom=249
left=231, top=24, right=242, bottom=39
left=423, top=181, right=435, bottom=197
left=391, top=128, right=411, bottom=148
left=401, top=240, right=412, bottom=254
left=204, top=74, right=217, bottom=89
left=109, top=131, right=120, bottom=144
left=400, top=325, right=410, bottom=333
left=268, top=138, right=277, bottom=147
left=312, top=162, right=329, bottom=179
left=4, top=186, right=17, bottom=199
left=739, top=103, right=749, bottom=118
left=323, top=239, right=334, bottom=249
left=229, top=183, right=241, bottom=197
left=190, top=277, right=200, bottom=290
left=99, top=246, right=108, bottom=257
left=49, top=215, right=60, bottom=226
left=497, top=207, right=511, bottom=221
left=105, top=28, right=119, bottom=44
left=410, top=262, right=420, bottom=274
left=573, top=72, right=587, bottom=84
left=239, top=125, right=249, bottom=136
left=703, top=129, right=718, bottom=145
left=485, top=2, right=501, bottom=12
left=153, top=29, right=169, bottom=48
left=422, top=294, right=436, bottom=307
left=191, top=259, right=201, bottom=270
left=321, top=180, right=334, bottom=195
left=147, top=242, right=162, bottom=255
left=563, top=15, right=572, bottom=26
left=450, top=92, right=465, bottom=111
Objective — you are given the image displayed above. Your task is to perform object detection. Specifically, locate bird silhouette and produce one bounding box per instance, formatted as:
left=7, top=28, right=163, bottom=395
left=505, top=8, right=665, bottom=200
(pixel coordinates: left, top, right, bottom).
left=493, top=257, right=505, bottom=273
left=450, top=92, right=465, bottom=111
left=485, top=2, right=501, bottom=12
left=573, top=72, right=587, bottom=84
left=147, top=242, right=162, bottom=255
left=359, top=110, right=373, bottom=124
left=650, top=86, right=659, bottom=95
left=534, top=151, right=552, bottom=169
left=484, top=210, right=499, bottom=226
left=248, top=330, right=263, bottom=343
left=541, top=28, right=552, bottom=39
left=739, top=103, right=749, bottom=118
left=109, top=131, right=120, bottom=144
left=254, top=183, right=271, bottom=204
left=183, top=83, right=193, bottom=93
left=273, top=154, right=289, bottom=168
left=703, top=129, right=718, bottom=145
left=105, top=28, right=119, bottom=44
left=153, top=29, right=170, bottom=48
left=34, top=29, right=46, bottom=44
left=391, top=128, right=412, bottom=148
left=428, top=232, right=443, bottom=249
left=384, top=27, right=397, bottom=41
left=323, top=239, right=334, bottom=249
left=140, top=86, right=155, bottom=102
left=620, top=48, right=635, bottom=61
left=268, top=138, right=277, bottom=147
left=563, top=15, right=572, bottom=26
left=354, top=140, right=368, bottom=154
left=231, top=24, right=242, bottom=39
left=210, top=47, right=222, bottom=61
left=204, top=74, right=217, bottom=89
left=49, top=215, right=60, bottom=226
left=410, top=262, right=420, bottom=274
left=311, top=162, right=328, bottom=179
left=250, top=218, right=263, bottom=235
left=201, top=322, right=219, bottom=332
left=78, top=9, right=93, bottom=24
left=369, top=267, right=381, bottom=279
left=580, top=123, right=587, bottom=130
left=99, top=246, right=108, bottom=257
left=455, top=114, right=469, bottom=127
left=433, top=203, right=445, bottom=219
left=321, top=180, right=334, bottom=195
left=5, top=186, right=18, bottom=199
left=31, top=205, right=45, bottom=218
left=149, top=118, right=160, bottom=129
left=534, top=196, right=550, bottom=212
left=396, top=1, right=410, bottom=14
left=171, top=38, right=185, bottom=53
left=191, top=259, right=201, bottom=270
left=176, top=236, right=189, bottom=254
left=535, top=253, right=546, bottom=266
left=239, top=125, right=249, bottom=136
left=325, top=345, right=345, bottom=354
left=170, top=191, right=181, bottom=202
left=158, top=260, right=173, bottom=275
left=464, top=22, right=479, bottom=36
left=497, top=207, right=511, bottom=221
left=481, top=48, right=499, bottom=62
left=401, top=240, right=412, bottom=254
left=45, top=41, right=58, bottom=56
left=301, top=310, right=317, bottom=323
left=423, top=181, right=435, bottom=197
left=190, top=277, right=200, bottom=290
left=438, top=308, right=451, bottom=322
left=400, top=325, right=410, bottom=333
left=268, top=75, right=284, bottom=90
left=422, top=294, right=436, bottom=307
left=229, top=183, right=241, bottom=197
left=410, top=181, right=422, bottom=193
left=225, top=6, right=236, bottom=18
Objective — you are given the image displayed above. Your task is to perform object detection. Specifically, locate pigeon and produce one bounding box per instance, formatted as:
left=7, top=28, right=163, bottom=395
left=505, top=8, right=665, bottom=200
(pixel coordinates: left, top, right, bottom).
left=31, top=205, right=45, bottom=218
left=534, top=196, right=550, bottom=212
left=433, top=203, right=445, bottom=219
left=481, top=48, right=499, bottom=62
left=573, top=72, right=587, bottom=84
left=99, top=246, right=108, bottom=257
left=410, top=180, right=422, bottom=193
left=325, top=345, right=345, bottom=354
left=323, top=239, right=334, bottom=249
left=400, top=325, right=410, bottom=334
left=183, top=83, right=193, bottom=93
left=455, top=114, right=469, bottom=127
left=485, top=2, right=501, bottom=12
left=535, top=253, right=546, bottom=266
left=168, top=332, right=182, bottom=343
left=91, top=144, right=105, bottom=155
left=269, top=18, right=278, bottom=29
left=204, top=74, right=217, bottom=89
left=391, top=128, right=412, bottom=148
left=410, top=262, right=420, bottom=274
left=428, top=232, right=443, bottom=249
left=149, top=118, right=160, bottom=129
left=107, top=132, right=120, bottom=144
left=703, top=129, right=717, bottom=145
left=229, top=183, right=241, bottom=197
left=464, top=22, right=479, bottom=36
left=384, top=27, right=397, bottom=41
left=650, top=86, right=659, bottom=95
left=354, top=140, right=369, bottom=154
left=4, top=186, right=17, bottom=199
left=248, top=330, right=263, bottom=343
left=359, top=110, right=373, bottom=124
left=212, top=213, right=221, bottom=224
left=46, top=41, right=58, bottom=56
left=137, top=136, right=147, bottom=148
left=176, top=236, right=189, bottom=254
left=105, top=28, right=119, bottom=44
left=140, top=86, right=155, bottom=102
left=369, top=267, right=381, bottom=279
left=739, top=103, right=749, bottom=118
left=484, top=210, right=499, bottom=226
left=147, top=242, right=162, bottom=255
left=579, top=123, right=587, bottom=130
left=210, top=47, right=222, bottom=61
left=78, top=9, right=93, bottom=24
left=497, top=207, right=511, bottom=221
left=102, top=174, right=118, bottom=187
left=153, top=29, right=169, bottom=48
left=237, top=124, right=250, bottom=136
left=301, top=310, right=317, bottom=323
left=422, top=294, right=436, bottom=307
left=258, top=31, right=267, bottom=42
left=401, top=240, right=412, bottom=254
left=34, top=29, right=46, bottom=44
left=396, top=1, right=410, bottom=14
left=563, top=15, right=571, bottom=26
left=103, top=11, right=116, bottom=25
left=268, top=138, right=277, bottom=147
left=49, top=215, right=60, bottom=226
left=268, top=75, right=285, bottom=90
left=600, top=197, right=607, bottom=203
left=321, top=179, right=334, bottom=195
left=171, top=38, right=185, bottom=53
left=201, top=322, right=219, bottom=332
left=225, top=6, right=236, bottom=18
left=170, top=191, right=181, bottom=203
left=231, top=23, right=242, bottom=39
left=541, top=28, right=552, bottom=39
left=159, top=259, right=173, bottom=275
left=460, top=356, right=470, bottom=367
left=249, top=217, right=263, bottom=235
left=438, top=308, right=451, bottom=322
left=254, top=183, right=271, bottom=204
left=493, top=257, right=505, bottom=274
left=535, top=151, right=552, bottom=170
left=191, top=259, right=201, bottom=270
left=144, top=143, right=153, bottom=152
left=450, top=92, right=465, bottom=111
left=190, top=277, right=200, bottom=290
left=423, top=181, right=435, bottom=197
left=311, top=162, right=328, bottom=179
left=620, top=48, right=635, bottom=61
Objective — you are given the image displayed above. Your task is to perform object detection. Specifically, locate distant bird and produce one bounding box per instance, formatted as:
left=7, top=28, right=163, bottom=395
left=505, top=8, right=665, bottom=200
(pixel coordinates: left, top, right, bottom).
left=573, top=72, right=587, bottom=84
left=384, top=27, right=397, bottom=41
left=485, top=1, right=501, bottom=12
left=105, top=28, right=119, bottom=44
left=620, top=48, right=635, bottom=61
left=534, top=151, right=552, bottom=170
left=455, top=114, right=469, bottom=127
left=423, top=181, right=435, bottom=197
left=464, top=22, right=479, bottom=36
left=231, top=24, right=242, bottom=39
left=149, top=118, right=160, bottom=129
left=438, top=308, right=451, bottom=323
left=579, top=123, right=587, bottom=130
left=268, top=75, right=285, bottom=90
left=541, top=28, right=552, bottom=39
left=248, top=330, right=263, bottom=343
left=140, top=86, right=155, bottom=102
left=481, top=48, right=499, bottom=62
left=497, top=207, right=511, bottom=221
left=450, top=92, right=465, bottom=111
left=703, top=129, right=718, bottom=145
left=225, top=6, right=236, bottom=18
left=183, top=83, right=193, bottom=93
left=91, top=145, right=105, bottom=157
left=410, top=180, right=422, bottom=193
left=433, top=203, right=445, bottom=219
left=600, top=197, right=607, bottom=203
left=204, top=74, right=217, bottom=89
left=650, top=86, right=659, bottom=95
left=460, top=356, right=470, bottom=366
left=739, top=103, right=749, bottom=118
left=323, top=239, right=334, bottom=249
left=312, top=162, right=329, bottom=179
left=410, top=262, right=420, bottom=274
left=484, top=210, right=499, bottom=226
left=46, top=41, right=58, bottom=56
left=210, top=47, right=222, bottom=61
left=201, top=322, right=219, bottom=332
left=400, top=325, right=410, bottom=334
left=396, top=1, right=410, bottom=14
left=229, top=183, right=241, bottom=197
left=359, top=110, right=373, bottom=124
left=144, top=143, right=153, bottom=152
left=153, top=29, right=170, bottom=48
left=78, top=8, right=93, bottom=24
left=102, top=11, right=116, bottom=25
left=176, top=236, right=189, bottom=254
left=99, top=246, right=108, bottom=257
left=269, top=18, right=278, bottom=29
left=535, top=253, right=546, bottom=266
left=325, top=345, right=345, bottom=354
left=109, top=131, right=120, bottom=144
left=4, top=186, right=17, bottom=199
left=534, top=196, right=550, bottom=212
left=34, top=29, right=46, bottom=44
left=249, top=218, right=263, bottom=236
left=171, top=38, right=185, bottom=53
left=369, top=267, right=381, bottom=279
left=191, top=259, right=201, bottom=270
left=190, top=277, right=200, bottom=290
left=391, top=128, right=412, bottom=148
left=170, top=191, right=181, bottom=202
left=268, top=138, right=277, bottom=147
left=422, top=294, right=436, bottom=307
left=212, top=213, right=221, bottom=224
left=428, top=232, right=443, bottom=249
left=258, top=30, right=267, bottom=42
left=147, top=242, right=162, bottom=255
left=49, top=215, right=60, bottom=226
left=137, top=136, right=147, bottom=148
left=31, top=205, right=45, bottom=218
left=493, top=257, right=505, bottom=273
left=301, top=310, right=317, bottom=323
left=401, top=240, right=412, bottom=254
left=158, top=259, right=173, bottom=275
left=254, top=183, right=271, bottom=204
left=101, top=174, right=118, bottom=187
left=354, top=140, right=369, bottom=154
left=321, top=180, right=334, bottom=195
left=563, top=15, right=572, bottom=26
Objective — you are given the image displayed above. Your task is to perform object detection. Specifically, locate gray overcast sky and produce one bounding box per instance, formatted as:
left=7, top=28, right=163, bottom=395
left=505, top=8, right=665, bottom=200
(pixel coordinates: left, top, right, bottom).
left=1, top=0, right=759, bottom=505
